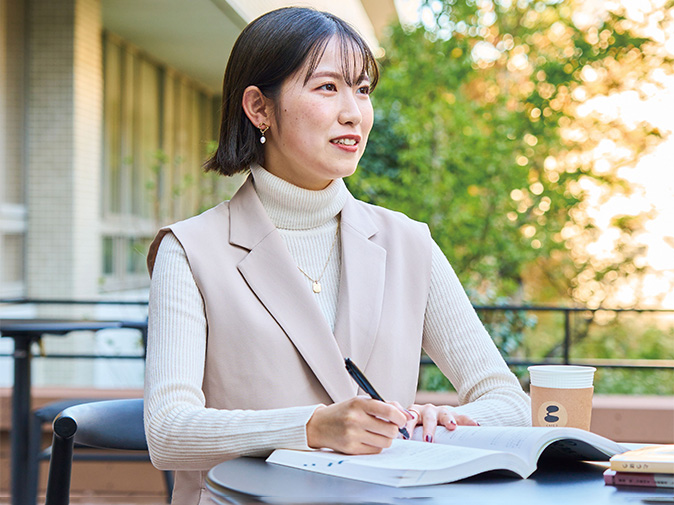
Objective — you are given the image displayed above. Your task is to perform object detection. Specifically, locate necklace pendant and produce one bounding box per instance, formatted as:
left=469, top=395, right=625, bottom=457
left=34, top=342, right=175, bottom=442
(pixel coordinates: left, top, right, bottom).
left=312, top=281, right=321, bottom=294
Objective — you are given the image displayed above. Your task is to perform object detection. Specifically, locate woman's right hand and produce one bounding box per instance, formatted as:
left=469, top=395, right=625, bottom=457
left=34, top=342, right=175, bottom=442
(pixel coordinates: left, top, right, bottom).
left=306, top=397, right=411, bottom=454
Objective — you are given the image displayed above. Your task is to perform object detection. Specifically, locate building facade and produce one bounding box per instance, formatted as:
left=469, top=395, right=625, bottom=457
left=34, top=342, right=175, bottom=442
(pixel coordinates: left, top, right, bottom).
left=0, top=0, right=397, bottom=299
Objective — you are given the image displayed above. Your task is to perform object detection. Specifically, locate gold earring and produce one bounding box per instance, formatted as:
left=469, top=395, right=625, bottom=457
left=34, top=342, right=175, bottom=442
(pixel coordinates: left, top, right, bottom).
left=258, top=123, right=269, bottom=144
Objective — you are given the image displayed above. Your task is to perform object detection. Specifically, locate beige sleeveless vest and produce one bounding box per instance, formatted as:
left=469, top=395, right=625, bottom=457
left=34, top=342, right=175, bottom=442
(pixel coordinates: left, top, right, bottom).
left=147, top=177, right=432, bottom=504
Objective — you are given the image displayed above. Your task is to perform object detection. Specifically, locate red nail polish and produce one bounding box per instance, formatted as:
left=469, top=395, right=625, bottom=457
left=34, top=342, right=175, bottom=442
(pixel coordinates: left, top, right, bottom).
left=425, top=435, right=433, bottom=443
left=450, top=420, right=457, bottom=426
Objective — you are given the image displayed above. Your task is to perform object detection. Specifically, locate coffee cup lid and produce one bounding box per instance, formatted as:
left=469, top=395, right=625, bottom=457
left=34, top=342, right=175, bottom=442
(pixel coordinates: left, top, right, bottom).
left=528, top=365, right=596, bottom=389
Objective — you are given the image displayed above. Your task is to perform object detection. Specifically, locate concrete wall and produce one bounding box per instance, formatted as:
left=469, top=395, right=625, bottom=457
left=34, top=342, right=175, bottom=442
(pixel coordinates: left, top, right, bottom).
left=0, top=0, right=28, bottom=298
left=25, top=0, right=103, bottom=299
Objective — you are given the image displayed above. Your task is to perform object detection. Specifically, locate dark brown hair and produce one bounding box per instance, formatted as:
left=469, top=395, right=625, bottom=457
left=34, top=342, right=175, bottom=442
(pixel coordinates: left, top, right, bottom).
left=203, top=7, right=379, bottom=176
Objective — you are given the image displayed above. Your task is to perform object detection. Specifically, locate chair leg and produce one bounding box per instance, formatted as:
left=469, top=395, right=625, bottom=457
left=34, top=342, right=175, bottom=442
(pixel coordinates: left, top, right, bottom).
left=162, top=470, right=174, bottom=503
left=26, top=412, right=43, bottom=505
left=45, top=416, right=76, bottom=505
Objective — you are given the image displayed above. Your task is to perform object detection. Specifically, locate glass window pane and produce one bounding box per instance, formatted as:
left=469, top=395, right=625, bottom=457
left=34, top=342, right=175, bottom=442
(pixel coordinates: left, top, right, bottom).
left=103, top=236, right=114, bottom=275
left=103, top=38, right=122, bottom=215
left=2, top=234, right=24, bottom=283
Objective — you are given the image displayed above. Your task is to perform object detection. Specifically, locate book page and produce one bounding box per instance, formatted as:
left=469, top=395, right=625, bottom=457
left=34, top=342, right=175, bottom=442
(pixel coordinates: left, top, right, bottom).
left=413, top=426, right=542, bottom=460
left=314, top=439, right=502, bottom=470
left=412, top=426, right=626, bottom=464
left=267, top=439, right=529, bottom=486
left=267, top=427, right=625, bottom=488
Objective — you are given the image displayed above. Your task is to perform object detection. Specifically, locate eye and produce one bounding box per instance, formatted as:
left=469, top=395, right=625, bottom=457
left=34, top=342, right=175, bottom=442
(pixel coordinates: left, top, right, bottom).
left=357, top=84, right=371, bottom=95
left=319, top=83, right=337, bottom=92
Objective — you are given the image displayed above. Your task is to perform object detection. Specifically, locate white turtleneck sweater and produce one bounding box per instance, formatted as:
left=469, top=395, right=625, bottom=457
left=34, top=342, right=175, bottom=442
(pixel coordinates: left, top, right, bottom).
left=144, top=165, right=530, bottom=471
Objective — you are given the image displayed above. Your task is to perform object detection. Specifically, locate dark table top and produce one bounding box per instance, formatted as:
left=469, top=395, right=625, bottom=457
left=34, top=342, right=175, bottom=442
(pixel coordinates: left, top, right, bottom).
left=0, top=318, right=123, bottom=337
left=206, top=457, right=674, bottom=505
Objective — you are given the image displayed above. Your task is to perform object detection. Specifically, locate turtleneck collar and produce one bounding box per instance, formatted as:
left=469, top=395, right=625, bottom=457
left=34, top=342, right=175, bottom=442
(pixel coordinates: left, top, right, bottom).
left=250, top=164, right=348, bottom=230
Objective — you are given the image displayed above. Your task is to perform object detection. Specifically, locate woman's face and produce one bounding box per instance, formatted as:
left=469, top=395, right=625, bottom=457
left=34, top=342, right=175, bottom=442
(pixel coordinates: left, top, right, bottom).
left=263, top=37, right=374, bottom=190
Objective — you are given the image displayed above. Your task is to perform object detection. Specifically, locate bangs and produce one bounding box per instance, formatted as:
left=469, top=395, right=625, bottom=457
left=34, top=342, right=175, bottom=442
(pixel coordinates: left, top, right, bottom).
left=302, top=28, right=379, bottom=89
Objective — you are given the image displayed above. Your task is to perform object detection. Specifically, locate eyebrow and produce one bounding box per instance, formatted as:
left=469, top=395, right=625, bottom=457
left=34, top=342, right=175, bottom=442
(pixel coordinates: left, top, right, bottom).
left=308, top=70, right=371, bottom=83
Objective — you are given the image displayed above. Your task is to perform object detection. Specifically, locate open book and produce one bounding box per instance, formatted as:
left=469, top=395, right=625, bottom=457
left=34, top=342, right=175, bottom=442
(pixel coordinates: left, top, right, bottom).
left=267, top=426, right=628, bottom=487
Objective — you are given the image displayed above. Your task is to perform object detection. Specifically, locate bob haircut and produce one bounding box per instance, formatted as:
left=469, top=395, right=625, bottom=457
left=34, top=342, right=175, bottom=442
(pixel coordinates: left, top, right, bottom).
left=203, top=7, right=379, bottom=176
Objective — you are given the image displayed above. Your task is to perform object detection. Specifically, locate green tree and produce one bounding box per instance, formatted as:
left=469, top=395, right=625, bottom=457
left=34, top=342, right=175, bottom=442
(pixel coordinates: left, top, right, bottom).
left=348, top=0, right=672, bottom=305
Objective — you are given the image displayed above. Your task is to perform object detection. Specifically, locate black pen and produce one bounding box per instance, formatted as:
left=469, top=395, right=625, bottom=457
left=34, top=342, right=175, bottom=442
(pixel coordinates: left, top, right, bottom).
left=344, top=357, right=410, bottom=439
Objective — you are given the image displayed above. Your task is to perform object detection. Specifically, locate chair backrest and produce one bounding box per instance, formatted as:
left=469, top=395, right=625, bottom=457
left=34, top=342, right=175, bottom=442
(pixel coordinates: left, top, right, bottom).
left=45, top=398, right=147, bottom=505
left=54, top=398, right=147, bottom=450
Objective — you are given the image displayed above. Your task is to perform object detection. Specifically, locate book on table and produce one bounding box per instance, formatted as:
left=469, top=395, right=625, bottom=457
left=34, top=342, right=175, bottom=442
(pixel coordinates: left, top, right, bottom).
left=609, top=445, right=674, bottom=474
left=266, top=425, right=629, bottom=487
left=603, top=469, right=674, bottom=488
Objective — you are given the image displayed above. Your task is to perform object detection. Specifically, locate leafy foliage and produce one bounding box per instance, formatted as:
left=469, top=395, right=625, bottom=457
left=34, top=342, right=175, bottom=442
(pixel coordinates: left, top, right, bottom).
left=348, top=0, right=672, bottom=306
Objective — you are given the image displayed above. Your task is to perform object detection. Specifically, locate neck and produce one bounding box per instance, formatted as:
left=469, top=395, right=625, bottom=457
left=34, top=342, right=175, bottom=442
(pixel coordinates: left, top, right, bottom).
left=250, top=164, right=347, bottom=230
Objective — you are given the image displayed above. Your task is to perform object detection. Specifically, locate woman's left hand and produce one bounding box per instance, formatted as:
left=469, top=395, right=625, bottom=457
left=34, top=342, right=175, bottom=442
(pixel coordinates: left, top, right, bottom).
left=398, top=403, right=479, bottom=443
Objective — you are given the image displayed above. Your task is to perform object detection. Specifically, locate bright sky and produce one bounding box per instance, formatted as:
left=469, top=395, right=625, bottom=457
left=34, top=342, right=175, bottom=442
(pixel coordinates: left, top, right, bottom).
left=579, top=72, right=674, bottom=308
left=563, top=0, right=674, bottom=308
left=393, top=0, right=674, bottom=308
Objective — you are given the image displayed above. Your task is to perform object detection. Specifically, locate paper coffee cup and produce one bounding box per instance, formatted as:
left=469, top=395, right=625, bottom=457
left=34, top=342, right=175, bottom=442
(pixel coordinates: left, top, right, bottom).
left=528, top=365, right=596, bottom=430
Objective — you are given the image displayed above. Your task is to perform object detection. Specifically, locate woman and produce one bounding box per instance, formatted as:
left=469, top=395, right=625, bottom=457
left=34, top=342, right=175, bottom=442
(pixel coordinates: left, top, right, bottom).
left=145, top=6, right=530, bottom=503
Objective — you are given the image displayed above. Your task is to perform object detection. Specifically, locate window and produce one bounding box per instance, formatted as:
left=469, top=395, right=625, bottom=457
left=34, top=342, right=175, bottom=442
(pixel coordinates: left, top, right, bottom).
left=101, top=33, right=227, bottom=291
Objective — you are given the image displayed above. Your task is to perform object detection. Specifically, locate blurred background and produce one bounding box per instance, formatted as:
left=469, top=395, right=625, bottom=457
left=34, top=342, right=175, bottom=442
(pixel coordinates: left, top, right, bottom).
left=2, top=0, right=672, bottom=394
left=1, top=0, right=673, bottom=501
left=0, top=0, right=673, bottom=500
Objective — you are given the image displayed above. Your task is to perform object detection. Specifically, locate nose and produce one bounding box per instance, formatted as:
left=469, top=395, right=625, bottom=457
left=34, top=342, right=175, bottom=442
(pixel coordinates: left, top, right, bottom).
left=338, top=91, right=362, bottom=126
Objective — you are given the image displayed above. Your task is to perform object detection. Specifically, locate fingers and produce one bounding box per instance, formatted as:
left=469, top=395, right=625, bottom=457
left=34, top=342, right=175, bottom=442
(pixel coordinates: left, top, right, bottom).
left=407, top=404, right=479, bottom=443
left=305, top=398, right=481, bottom=455
left=351, top=399, right=409, bottom=451
left=437, top=407, right=458, bottom=432
left=419, top=404, right=439, bottom=443
left=455, top=414, right=479, bottom=427
left=388, top=400, right=415, bottom=422
left=363, top=398, right=409, bottom=430
left=403, top=406, right=420, bottom=437
left=306, top=397, right=409, bottom=455
left=388, top=400, right=415, bottom=439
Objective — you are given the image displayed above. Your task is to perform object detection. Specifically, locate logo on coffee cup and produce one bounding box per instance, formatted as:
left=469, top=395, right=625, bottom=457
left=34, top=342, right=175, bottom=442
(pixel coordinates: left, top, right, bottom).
left=537, top=401, right=568, bottom=427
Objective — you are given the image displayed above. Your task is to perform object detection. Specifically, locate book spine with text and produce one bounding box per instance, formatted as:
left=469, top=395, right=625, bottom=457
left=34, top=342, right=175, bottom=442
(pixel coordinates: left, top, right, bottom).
left=604, top=469, right=674, bottom=488
left=609, top=460, right=674, bottom=474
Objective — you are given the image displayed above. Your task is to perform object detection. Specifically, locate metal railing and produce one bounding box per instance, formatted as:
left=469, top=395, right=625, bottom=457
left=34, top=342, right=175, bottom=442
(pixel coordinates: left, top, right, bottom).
left=0, top=298, right=149, bottom=360
left=2, top=298, right=673, bottom=370
left=469, top=305, right=674, bottom=371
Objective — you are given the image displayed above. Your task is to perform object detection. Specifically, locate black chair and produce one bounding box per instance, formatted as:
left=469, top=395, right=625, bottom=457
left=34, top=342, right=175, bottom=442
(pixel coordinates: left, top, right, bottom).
left=27, top=320, right=174, bottom=504
left=43, top=398, right=173, bottom=505
left=28, top=397, right=106, bottom=501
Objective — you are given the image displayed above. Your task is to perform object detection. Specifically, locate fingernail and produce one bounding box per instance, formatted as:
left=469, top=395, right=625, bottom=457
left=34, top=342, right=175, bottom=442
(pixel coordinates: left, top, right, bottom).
left=425, top=435, right=433, bottom=443
left=450, top=419, right=457, bottom=426
left=476, top=422, right=481, bottom=426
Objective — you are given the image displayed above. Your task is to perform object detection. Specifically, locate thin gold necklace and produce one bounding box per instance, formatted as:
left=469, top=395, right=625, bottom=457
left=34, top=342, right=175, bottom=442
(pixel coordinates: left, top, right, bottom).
left=297, top=226, right=340, bottom=294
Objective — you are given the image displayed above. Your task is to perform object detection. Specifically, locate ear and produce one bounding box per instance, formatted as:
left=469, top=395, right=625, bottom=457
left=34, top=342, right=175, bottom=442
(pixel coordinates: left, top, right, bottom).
left=242, top=86, right=273, bottom=130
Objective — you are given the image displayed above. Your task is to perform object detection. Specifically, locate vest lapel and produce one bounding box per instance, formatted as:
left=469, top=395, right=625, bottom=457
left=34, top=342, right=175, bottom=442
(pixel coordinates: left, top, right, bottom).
left=333, top=195, right=387, bottom=372
left=229, top=178, right=356, bottom=403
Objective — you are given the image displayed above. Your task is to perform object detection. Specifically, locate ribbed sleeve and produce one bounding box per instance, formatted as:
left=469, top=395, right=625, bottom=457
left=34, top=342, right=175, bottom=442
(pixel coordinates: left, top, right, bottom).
left=422, top=242, right=531, bottom=426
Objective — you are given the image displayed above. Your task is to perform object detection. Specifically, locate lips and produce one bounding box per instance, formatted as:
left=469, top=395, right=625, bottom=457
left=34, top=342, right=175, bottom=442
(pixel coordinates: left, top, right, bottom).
left=331, top=138, right=357, bottom=146
left=330, top=135, right=361, bottom=148
left=330, top=135, right=360, bottom=154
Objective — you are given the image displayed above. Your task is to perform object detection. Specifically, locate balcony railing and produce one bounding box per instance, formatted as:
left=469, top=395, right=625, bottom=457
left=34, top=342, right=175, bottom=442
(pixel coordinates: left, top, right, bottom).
left=1, top=298, right=673, bottom=370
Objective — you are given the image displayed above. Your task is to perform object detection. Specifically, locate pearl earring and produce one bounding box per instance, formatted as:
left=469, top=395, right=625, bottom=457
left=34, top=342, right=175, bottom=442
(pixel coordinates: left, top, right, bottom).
left=258, top=123, right=269, bottom=144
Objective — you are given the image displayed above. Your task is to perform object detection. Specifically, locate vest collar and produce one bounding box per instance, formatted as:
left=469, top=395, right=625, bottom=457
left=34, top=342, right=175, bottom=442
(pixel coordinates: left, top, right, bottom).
left=228, top=177, right=386, bottom=403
